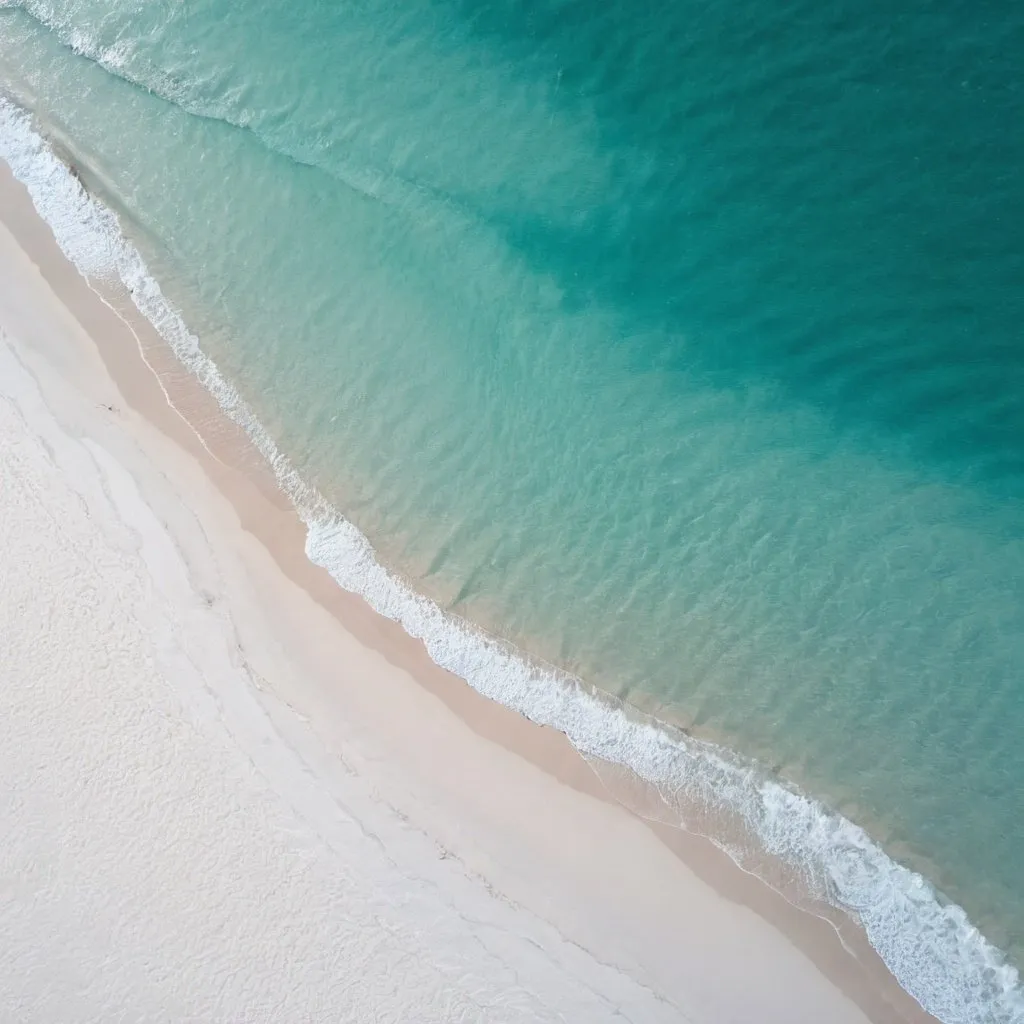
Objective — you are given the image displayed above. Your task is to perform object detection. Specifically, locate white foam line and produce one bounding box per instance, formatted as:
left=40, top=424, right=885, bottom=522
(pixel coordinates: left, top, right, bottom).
left=2, top=95, right=1021, bottom=1024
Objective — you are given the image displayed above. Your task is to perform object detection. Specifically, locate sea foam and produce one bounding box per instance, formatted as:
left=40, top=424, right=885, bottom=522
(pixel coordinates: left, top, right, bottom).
left=2, top=95, right=1022, bottom=1024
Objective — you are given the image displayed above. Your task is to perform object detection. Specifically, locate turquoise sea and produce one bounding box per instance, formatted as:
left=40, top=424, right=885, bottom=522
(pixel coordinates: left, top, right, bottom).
left=1, top=0, right=1023, bottom=1019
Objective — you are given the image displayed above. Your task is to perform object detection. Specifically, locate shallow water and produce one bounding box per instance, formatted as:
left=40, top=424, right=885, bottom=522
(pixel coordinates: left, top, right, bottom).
left=1, top=0, right=1023, bottom=1019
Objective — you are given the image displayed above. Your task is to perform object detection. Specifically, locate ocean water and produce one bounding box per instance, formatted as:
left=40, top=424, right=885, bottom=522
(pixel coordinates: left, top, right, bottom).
left=1, top=0, right=1023, bottom=1020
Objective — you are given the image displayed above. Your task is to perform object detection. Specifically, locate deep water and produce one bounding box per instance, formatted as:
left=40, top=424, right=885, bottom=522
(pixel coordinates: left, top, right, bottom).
left=1, top=0, right=1023, bottom=1019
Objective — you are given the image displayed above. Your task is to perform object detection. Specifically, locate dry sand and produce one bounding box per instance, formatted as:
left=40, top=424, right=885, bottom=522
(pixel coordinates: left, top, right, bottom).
left=0, top=160, right=935, bottom=1023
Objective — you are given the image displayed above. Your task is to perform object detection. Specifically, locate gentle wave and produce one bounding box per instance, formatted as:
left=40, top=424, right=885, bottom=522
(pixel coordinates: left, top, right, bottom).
left=6, top=0, right=529, bottom=231
left=2, top=95, right=1022, bottom=1024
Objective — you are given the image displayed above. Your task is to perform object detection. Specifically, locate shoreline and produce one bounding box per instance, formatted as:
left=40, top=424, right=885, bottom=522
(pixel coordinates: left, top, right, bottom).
left=0, top=150, right=941, bottom=1022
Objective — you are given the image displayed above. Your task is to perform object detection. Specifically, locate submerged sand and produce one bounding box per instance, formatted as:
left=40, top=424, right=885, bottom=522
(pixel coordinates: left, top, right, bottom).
left=0, top=160, right=933, bottom=1023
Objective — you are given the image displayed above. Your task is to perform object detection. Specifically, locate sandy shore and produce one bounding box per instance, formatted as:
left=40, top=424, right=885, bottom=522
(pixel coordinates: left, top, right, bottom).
left=0, top=159, right=935, bottom=1023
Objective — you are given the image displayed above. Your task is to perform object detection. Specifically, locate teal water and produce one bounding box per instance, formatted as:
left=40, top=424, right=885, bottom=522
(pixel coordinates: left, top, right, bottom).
left=1, top=0, right=1023, bottom=1018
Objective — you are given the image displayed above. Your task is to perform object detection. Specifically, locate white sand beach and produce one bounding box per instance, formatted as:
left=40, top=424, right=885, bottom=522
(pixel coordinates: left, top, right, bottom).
left=0, top=160, right=932, bottom=1023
